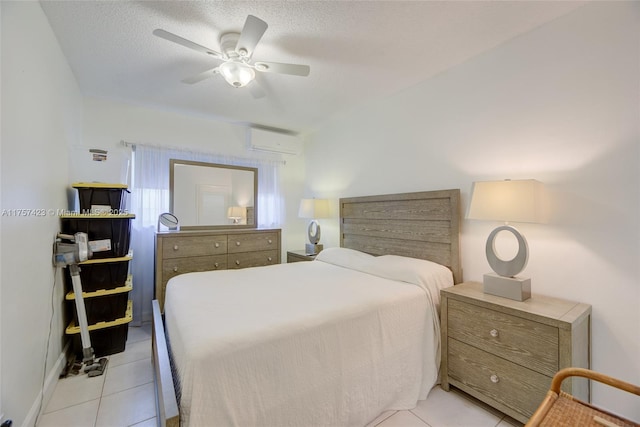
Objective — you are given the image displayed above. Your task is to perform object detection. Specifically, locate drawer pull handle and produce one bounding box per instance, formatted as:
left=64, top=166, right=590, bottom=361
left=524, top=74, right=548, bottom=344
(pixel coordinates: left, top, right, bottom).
left=214, top=262, right=219, bottom=268
left=214, top=242, right=220, bottom=248
left=235, top=260, right=240, bottom=265
left=236, top=241, right=241, bottom=246
left=173, top=245, right=179, bottom=251
left=490, top=374, right=500, bottom=384
left=267, top=257, right=272, bottom=262
left=490, top=329, right=499, bottom=338
left=173, top=266, right=178, bottom=272
left=268, top=239, right=272, bottom=244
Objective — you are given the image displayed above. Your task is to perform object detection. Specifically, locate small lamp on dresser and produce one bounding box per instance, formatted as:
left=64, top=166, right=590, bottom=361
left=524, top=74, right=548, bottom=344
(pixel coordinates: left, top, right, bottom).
left=227, top=206, right=246, bottom=224
left=298, top=198, right=330, bottom=255
left=467, top=179, right=544, bottom=301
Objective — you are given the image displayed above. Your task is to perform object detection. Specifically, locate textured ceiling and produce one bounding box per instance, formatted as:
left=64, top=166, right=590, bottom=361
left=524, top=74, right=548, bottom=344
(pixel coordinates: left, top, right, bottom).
left=40, top=1, right=585, bottom=134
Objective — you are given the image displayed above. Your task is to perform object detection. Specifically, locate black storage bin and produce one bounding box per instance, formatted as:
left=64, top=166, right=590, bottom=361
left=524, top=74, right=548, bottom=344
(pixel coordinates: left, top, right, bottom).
left=67, top=278, right=132, bottom=324
left=73, top=183, right=128, bottom=214
left=67, top=301, right=132, bottom=358
left=64, top=257, right=131, bottom=293
left=71, top=324, right=130, bottom=358
left=60, top=214, right=134, bottom=259
left=69, top=293, right=128, bottom=324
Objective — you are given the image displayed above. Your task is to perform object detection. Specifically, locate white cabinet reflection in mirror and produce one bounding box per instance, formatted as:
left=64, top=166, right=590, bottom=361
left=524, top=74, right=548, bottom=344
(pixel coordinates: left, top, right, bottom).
left=197, top=185, right=229, bottom=225
left=170, top=159, right=257, bottom=229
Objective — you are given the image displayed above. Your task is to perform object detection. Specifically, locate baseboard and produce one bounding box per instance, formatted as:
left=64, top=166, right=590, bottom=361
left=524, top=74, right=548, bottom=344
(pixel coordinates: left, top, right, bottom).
left=22, top=344, right=69, bottom=427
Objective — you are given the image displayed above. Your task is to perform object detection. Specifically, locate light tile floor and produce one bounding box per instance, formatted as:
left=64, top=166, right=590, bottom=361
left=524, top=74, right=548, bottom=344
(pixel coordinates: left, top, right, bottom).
left=38, top=324, right=156, bottom=427
left=38, top=324, right=523, bottom=427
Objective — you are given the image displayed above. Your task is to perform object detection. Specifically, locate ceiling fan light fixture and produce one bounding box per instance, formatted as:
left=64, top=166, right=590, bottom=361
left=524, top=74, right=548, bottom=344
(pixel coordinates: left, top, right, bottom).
left=154, top=15, right=310, bottom=89
left=219, top=61, right=255, bottom=88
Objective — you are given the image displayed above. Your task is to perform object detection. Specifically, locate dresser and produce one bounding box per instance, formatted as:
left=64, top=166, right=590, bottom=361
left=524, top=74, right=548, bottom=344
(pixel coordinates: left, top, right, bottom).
left=440, top=282, right=591, bottom=423
left=155, top=228, right=281, bottom=310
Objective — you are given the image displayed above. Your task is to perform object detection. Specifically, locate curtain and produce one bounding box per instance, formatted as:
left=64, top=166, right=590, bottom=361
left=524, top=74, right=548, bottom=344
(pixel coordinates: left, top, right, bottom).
left=129, top=144, right=284, bottom=324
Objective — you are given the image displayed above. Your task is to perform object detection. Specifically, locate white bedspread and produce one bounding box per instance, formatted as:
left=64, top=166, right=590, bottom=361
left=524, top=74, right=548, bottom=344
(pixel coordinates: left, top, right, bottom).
left=164, top=256, right=452, bottom=427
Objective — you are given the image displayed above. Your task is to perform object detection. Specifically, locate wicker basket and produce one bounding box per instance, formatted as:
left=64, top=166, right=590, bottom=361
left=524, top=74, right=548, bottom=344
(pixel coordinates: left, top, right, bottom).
left=526, top=368, right=640, bottom=427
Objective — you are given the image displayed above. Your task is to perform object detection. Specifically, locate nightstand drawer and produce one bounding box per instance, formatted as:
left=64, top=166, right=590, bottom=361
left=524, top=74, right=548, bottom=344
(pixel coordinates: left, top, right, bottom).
left=448, top=339, right=550, bottom=419
left=162, top=236, right=227, bottom=259
left=227, top=232, right=278, bottom=253
left=228, top=250, right=279, bottom=269
left=162, top=255, right=227, bottom=282
left=448, top=299, right=559, bottom=376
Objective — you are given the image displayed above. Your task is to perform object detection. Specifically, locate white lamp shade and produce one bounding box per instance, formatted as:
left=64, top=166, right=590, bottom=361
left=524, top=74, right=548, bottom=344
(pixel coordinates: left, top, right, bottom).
left=298, top=199, right=330, bottom=219
left=467, top=179, right=543, bottom=223
left=227, top=206, right=246, bottom=219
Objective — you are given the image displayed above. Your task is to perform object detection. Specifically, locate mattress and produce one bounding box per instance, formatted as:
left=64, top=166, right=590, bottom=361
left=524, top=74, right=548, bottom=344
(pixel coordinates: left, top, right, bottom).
left=164, top=248, right=453, bottom=427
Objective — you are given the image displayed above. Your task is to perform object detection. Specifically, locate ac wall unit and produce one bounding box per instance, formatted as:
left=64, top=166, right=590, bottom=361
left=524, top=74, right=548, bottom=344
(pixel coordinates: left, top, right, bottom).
left=247, top=128, right=301, bottom=155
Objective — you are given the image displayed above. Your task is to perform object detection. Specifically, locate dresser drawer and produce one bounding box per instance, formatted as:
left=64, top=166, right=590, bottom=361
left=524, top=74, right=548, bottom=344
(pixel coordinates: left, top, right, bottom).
left=448, top=299, right=559, bottom=376
left=228, top=250, right=279, bottom=269
left=162, top=255, right=227, bottom=283
left=227, top=232, right=278, bottom=254
left=448, top=339, right=550, bottom=419
left=162, top=235, right=227, bottom=259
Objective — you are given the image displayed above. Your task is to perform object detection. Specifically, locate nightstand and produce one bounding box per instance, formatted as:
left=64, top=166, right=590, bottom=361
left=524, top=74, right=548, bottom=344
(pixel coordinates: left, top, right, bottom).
left=440, top=282, right=591, bottom=424
left=286, top=250, right=317, bottom=263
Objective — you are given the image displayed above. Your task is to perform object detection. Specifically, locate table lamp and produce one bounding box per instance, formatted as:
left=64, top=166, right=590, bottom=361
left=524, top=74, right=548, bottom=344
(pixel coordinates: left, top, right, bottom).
left=298, top=198, right=330, bottom=255
left=227, top=206, right=246, bottom=224
left=467, top=179, right=543, bottom=301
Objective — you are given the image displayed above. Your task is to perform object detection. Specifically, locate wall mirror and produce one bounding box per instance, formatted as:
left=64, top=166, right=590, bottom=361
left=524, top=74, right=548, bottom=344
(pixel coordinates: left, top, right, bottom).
left=170, top=159, right=257, bottom=230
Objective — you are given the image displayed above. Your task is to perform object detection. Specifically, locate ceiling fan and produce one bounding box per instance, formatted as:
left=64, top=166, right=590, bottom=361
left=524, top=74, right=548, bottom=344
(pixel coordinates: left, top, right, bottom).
left=153, top=15, right=310, bottom=90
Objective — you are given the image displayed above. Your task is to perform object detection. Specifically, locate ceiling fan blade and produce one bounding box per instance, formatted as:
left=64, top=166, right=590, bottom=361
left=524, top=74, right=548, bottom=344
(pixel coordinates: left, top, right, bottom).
left=181, top=67, right=219, bottom=84
left=235, top=15, right=268, bottom=59
left=253, top=61, right=310, bottom=77
left=153, top=29, right=222, bottom=59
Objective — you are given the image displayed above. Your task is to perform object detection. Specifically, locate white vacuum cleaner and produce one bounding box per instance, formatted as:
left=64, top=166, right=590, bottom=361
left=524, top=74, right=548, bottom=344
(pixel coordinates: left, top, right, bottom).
left=53, top=232, right=108, bottom=377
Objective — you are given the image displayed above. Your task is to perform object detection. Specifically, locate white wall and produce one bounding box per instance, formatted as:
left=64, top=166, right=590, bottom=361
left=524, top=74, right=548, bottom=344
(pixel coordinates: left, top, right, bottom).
left=305, top=2, right=639, bottom=420
left=1, top=2, right=83, bottom=426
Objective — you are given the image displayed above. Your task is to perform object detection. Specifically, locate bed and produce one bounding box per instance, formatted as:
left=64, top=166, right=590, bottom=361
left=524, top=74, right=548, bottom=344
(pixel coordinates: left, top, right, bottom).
left=152, top=189, right=462, bottom=427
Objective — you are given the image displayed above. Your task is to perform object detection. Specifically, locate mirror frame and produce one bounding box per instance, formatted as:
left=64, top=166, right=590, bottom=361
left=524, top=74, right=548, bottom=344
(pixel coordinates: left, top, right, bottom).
left=169, top=159, right=258, bottom=230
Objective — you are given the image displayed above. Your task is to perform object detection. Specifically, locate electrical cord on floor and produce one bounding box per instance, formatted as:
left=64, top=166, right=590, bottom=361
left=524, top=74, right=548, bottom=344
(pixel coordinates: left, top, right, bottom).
left=33, top=267, right=59, bottom=427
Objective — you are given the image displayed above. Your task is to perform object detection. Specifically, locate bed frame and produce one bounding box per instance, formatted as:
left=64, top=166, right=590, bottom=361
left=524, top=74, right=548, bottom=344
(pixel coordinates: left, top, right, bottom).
left=340, top=189, right=461, bottom=284
left=152, top=189, right=461, bottom=426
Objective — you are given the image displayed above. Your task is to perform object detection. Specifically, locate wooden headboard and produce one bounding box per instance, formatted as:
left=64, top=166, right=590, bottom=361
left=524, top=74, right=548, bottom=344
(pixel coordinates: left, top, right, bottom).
left=340, top=189, right=462, bottom=284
